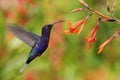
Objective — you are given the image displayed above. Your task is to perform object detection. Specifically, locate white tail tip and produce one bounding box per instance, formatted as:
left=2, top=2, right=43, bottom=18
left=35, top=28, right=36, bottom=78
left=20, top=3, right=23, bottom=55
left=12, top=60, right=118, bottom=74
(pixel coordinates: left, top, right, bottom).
left=19, top=63, right=28, bottom=74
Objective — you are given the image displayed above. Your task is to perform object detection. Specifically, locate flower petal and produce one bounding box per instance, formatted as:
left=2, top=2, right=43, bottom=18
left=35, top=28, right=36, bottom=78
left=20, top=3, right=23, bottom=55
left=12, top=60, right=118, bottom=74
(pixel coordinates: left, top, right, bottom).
left=64, top=30, right=71, bottom=34
left=67, top=20, right=72, bottom=29
left=72, top=20, right=84, bottom=30
left=77, top=21, right=85, bottom=35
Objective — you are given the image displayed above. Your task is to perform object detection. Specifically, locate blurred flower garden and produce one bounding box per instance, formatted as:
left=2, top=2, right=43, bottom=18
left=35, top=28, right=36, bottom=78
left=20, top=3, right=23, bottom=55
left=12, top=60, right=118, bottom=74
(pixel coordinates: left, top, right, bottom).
left=1, top=0, right=120, bottom=80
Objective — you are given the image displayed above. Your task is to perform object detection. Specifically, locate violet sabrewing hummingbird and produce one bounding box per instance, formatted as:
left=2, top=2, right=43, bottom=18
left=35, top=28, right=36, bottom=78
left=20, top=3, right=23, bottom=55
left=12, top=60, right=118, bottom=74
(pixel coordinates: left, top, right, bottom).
left=6, top=20, right=64, bottom=73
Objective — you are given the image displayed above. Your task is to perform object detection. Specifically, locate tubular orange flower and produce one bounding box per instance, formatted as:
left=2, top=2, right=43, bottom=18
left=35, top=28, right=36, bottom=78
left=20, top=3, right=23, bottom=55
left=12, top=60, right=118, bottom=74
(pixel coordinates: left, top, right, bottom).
left=86, top=18, right=101, bottom=49
left=64, top=20, right=84, bottom=35
left=64, top=14, right=92, bottom=35
left=98, top=36, right=114, bottom=54
left=98, top=30, right=120, bottom=54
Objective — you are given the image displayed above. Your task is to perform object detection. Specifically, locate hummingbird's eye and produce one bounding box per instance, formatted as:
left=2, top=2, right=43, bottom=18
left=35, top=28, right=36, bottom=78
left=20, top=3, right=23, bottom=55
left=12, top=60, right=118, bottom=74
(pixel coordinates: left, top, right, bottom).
left=45, top=26, right=50, bottom=29
left=44, top=26, right=49, bottom=29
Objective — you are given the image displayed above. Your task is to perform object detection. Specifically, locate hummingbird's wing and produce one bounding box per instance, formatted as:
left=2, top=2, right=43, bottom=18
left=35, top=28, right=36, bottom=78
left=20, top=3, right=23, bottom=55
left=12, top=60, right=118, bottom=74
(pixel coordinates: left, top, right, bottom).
left=6, top=24, right=40, bottom=47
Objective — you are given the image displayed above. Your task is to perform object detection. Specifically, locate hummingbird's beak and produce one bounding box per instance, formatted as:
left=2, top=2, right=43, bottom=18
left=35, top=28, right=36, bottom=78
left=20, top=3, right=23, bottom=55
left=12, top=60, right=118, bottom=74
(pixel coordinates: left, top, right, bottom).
left=51, top=20, right=64, bottom=25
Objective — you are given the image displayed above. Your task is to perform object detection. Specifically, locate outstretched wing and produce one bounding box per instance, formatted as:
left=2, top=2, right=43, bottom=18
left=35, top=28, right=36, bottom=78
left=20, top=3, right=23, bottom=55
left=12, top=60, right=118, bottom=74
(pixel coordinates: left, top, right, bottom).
left=6, top=24, right=40, bottom=47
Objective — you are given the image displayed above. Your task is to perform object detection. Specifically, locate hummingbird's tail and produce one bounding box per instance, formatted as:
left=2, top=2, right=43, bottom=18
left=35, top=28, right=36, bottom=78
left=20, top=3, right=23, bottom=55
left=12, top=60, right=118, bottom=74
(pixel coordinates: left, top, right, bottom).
left=19, top=63, right=28, bottom=74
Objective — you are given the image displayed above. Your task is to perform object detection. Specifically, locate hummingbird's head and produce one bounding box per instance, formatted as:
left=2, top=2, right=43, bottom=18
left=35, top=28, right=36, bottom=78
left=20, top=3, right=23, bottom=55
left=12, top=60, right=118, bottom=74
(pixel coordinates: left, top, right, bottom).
left=42, top=24, right=53, bottom=35
left=42, top=24, right=53, bottom=31
left=42, top=20, right=64, bottom=35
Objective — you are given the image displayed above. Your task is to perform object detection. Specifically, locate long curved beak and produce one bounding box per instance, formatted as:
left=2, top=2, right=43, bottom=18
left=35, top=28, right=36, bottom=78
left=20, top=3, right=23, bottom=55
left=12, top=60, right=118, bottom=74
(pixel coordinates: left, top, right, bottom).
left=51, top=20, right=64, bottom=25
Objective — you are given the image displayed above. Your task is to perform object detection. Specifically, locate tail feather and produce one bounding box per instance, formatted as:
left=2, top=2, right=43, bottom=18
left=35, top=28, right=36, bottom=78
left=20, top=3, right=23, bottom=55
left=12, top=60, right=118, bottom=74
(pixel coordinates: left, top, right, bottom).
left=19, top=63, right=28, bottom=74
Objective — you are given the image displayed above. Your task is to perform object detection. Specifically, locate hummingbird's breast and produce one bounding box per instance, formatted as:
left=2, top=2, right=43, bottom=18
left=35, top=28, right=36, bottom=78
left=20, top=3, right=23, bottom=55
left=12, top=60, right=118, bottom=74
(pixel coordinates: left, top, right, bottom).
left=34, top=36, right=49, bottom=55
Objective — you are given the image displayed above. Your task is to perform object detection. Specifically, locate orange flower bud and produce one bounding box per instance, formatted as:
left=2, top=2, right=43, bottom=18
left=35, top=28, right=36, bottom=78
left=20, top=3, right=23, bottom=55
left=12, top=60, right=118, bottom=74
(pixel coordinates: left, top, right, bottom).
left=98, top=30, right=120, bottom=54
left=98, top=36, right=114, bottom=54
left=111, top=0, right=119, bottom=13
left=78, top=0, right=89, bottom=8
left=72, top=8, right=86, bottom=13
left=106, top=0, right=110, bottom=12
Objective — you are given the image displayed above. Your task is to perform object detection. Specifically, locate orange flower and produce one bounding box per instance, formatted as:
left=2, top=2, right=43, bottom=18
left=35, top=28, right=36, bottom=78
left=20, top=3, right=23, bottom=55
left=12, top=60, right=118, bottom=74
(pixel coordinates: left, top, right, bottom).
left=86, top=18, right=101, bottom=49
left=64, top=14, right=92, bottom=35
left=98, top=30, right=120, bottom=54
left=98, top=36, right=114, bottom=54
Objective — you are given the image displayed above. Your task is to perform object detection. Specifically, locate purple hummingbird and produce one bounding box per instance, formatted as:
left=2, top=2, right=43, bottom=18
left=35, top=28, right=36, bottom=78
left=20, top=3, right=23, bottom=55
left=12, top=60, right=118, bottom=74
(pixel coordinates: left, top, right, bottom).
left=6, top=20, right=64, bottom=73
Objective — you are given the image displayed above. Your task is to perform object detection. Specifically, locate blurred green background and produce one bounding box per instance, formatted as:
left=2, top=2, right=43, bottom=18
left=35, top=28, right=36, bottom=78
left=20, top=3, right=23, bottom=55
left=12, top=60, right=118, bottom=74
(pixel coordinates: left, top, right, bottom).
left=0, top=0, right=120, bottom=80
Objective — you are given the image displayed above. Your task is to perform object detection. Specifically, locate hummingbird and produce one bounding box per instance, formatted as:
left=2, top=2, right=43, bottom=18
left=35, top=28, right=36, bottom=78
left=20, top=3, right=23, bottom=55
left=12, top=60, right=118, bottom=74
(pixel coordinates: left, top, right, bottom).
left=6, top=20, right=64, bottom=74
